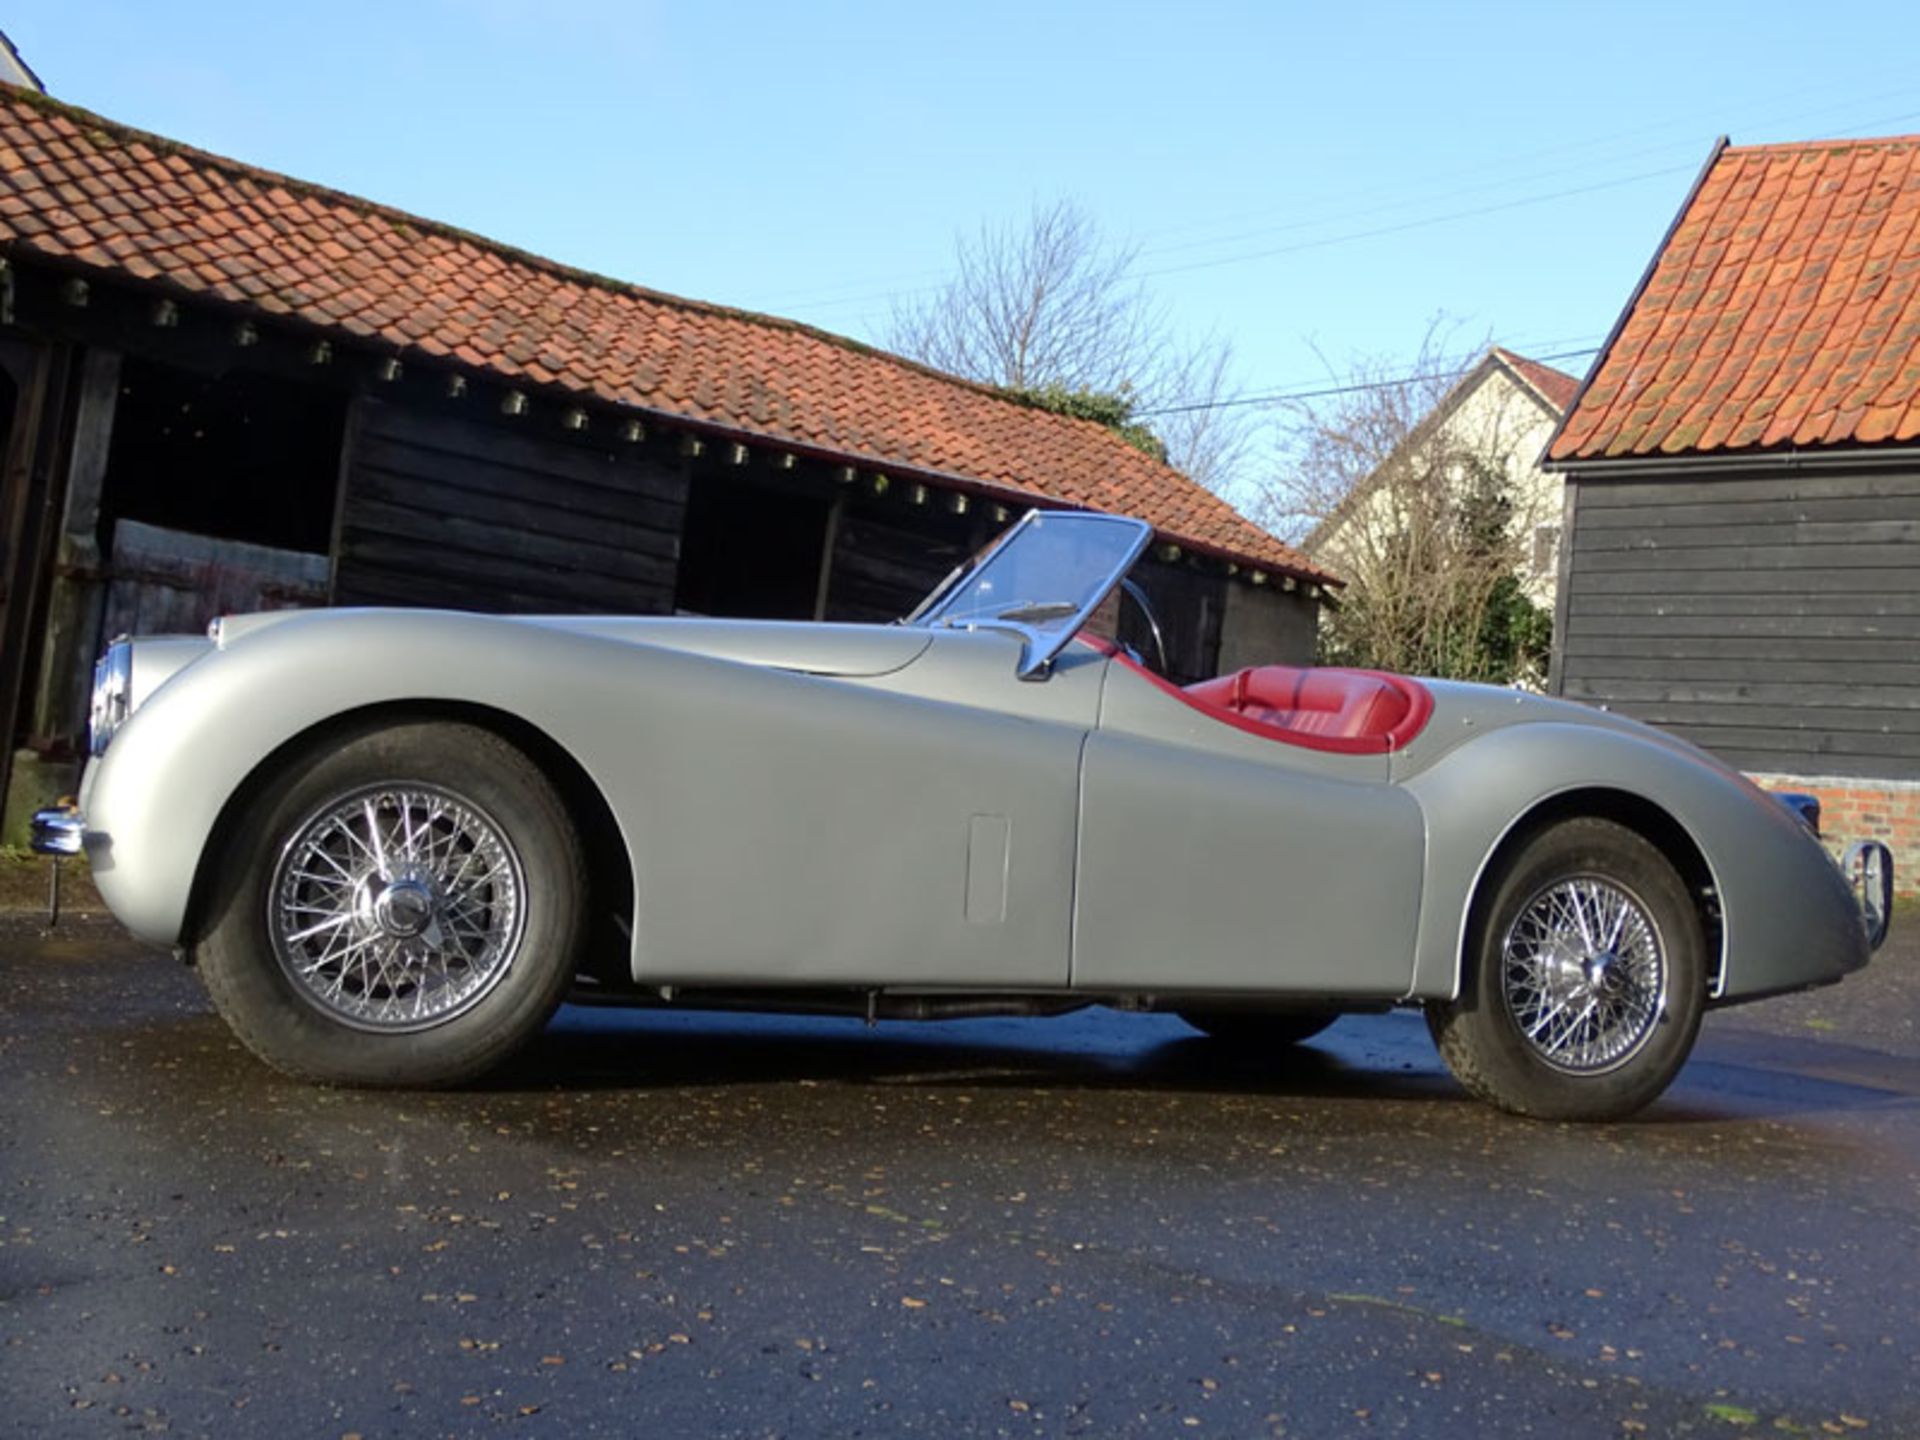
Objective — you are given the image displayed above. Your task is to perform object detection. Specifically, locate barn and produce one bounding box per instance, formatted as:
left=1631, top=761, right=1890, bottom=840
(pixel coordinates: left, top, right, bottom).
left=1547, top=133, right=1920, bottom=874
left=0, top=85, right=1330, bottom=837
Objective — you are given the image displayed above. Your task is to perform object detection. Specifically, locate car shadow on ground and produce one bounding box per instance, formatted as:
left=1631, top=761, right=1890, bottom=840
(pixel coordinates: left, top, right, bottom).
left=487, top=1006, right=1460, bottom=1108
left=481, top=1006, right=1920, bottom=1132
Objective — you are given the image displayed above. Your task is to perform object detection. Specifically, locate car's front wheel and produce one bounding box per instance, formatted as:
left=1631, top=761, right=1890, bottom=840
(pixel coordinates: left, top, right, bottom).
left=1427, top=816, right=1705, bottom=1121
left=196, top=719, right=586, bottom=1087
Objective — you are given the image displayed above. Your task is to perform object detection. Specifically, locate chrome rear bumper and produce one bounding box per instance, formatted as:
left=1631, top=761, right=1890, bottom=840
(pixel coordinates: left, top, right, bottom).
left=1842, top=840, right=1894, bottom=951
left=29, top=802, right=84, bottom=858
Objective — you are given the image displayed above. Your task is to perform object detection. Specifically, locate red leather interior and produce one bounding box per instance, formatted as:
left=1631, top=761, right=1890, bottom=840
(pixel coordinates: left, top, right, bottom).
left=1084, top=638, right=1433, bottom=754
left=1182, top=666, right=1429, bottom=746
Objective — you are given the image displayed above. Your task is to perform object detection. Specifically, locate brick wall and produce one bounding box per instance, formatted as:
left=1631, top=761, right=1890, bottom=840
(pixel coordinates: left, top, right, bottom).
left=1747, top=772, right=1918, bottom=895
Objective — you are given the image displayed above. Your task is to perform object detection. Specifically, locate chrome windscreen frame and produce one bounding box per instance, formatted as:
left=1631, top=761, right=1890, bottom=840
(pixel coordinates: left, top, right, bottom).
left=908, top=509, right=1154, bottom=680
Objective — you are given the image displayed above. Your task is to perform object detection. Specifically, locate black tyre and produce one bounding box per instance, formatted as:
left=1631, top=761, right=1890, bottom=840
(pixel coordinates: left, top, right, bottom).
left=1178, top=1009, right=1338, bottom=1047
left=197, top=719, right=586, bottom=1087
left=1427, top=817, right=1705, bottom=1121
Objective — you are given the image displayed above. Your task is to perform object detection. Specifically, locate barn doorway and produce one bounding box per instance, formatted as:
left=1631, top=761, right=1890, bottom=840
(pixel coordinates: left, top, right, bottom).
left=92, top=355, right=345, bottom=638
left=98, top=355, right=345, bottom=554
left=674, top=469, right=831, bottom=619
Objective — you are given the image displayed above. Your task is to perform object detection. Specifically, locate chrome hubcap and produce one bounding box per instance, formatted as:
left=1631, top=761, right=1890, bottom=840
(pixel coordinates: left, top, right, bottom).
left=1501, top=876, right=1667, bottom=1075
left=368, top=876, right=436, bottom=938
left=269, top=784, right=525, bottom=1032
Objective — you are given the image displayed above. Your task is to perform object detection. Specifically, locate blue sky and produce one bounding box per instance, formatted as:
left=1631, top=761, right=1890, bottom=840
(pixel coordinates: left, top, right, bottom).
left=9, top=2, right=1920, bottom=458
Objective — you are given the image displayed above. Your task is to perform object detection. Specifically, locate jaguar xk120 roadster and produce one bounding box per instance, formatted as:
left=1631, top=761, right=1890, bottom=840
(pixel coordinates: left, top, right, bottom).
left=34, top=508, right=1891, bottom=1119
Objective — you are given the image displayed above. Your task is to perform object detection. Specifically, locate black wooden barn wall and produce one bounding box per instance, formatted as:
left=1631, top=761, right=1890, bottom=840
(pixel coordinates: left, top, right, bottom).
left=335, top=399, right=687, bottom=613
left=332, top=398, right=1261, bottom=684
left=1556, top=469, right=1920, bottom=779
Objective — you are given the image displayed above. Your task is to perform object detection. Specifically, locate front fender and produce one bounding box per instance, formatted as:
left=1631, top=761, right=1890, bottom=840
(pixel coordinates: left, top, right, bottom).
left=80, top=609, right=664, bottom=945
left=1403, top=722, right=1867, bottom=1003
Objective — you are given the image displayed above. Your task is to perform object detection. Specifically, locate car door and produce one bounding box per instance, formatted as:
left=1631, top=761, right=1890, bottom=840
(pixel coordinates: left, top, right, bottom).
left=614, top=634, right=1101, bottom=991
left=1071, top=665, right=1427, bottom=998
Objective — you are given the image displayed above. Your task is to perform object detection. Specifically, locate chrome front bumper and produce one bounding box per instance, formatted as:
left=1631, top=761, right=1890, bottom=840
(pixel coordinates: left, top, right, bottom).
left=1842, top=839, right=1895, bottom=952
left=29, top=802, right=84, bottom=857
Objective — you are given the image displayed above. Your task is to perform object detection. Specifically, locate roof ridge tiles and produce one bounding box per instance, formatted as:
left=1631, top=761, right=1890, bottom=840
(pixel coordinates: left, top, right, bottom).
left=1724, top=134, right=1920, bottom=156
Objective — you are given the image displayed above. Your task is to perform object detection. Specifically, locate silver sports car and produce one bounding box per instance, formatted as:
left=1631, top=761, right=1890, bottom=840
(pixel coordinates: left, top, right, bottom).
left=33, top=508, right=1892, bottom=1119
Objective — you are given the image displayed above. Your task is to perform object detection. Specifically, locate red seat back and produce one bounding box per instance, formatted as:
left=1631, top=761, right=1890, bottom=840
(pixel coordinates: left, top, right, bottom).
left=1181, top=665, right=1431, bottom=752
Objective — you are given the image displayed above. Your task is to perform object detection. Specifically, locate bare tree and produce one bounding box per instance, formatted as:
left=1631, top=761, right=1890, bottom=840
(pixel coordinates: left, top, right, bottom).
left=1254, top=323, right=1553, bottom=684
left=886, top=199, right=1256, bottom=494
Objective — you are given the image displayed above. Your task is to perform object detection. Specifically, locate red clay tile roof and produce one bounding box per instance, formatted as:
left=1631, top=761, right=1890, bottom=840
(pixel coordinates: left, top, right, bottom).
left=1494, top=348, right=1581, bottom=413
left=1551, top=134, right=1920, bottom=462
left=0, top=84, right=1328, bottom=583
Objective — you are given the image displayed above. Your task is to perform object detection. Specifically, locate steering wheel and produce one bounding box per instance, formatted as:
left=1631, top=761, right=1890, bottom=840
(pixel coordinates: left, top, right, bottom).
left=1118, top=578, right=1170, bottom=676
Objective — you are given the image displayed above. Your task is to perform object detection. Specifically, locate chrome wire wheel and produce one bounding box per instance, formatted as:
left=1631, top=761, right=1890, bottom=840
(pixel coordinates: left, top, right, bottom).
left=268, top=783, right=527, bottom=1033
left=1499, top=874, right=1668, bottom=1076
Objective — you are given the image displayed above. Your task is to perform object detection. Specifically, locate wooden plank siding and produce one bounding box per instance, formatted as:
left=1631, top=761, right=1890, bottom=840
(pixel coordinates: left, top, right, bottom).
left=823, top=503, right=988, bottom=625
left=1558, top=470, right=1920, bottom=778
left=334, top=399, right=688, bottom=614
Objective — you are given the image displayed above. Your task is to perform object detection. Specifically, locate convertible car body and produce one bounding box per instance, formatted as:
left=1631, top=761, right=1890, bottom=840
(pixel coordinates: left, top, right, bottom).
left=33, top=509, right=1892, bottom=1118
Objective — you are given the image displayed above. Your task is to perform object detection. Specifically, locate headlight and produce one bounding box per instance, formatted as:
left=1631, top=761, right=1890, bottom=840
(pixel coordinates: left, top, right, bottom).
left=89, top=638, right=133, bottom=756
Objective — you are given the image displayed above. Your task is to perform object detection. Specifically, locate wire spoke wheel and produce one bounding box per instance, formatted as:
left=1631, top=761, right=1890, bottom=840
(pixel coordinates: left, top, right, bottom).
left=269, top=783, right=526, bottom=1032
left=1499, top=874, right=1667, bottom=1076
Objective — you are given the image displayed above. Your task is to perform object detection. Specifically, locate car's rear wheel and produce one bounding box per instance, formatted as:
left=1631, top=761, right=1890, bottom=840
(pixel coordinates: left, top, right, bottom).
left=197, top=719, right=586, bottom=1087
left=1178, top=1009, right=1338, bottom=1047
left=1427, top=816, right=1705, bottom=1121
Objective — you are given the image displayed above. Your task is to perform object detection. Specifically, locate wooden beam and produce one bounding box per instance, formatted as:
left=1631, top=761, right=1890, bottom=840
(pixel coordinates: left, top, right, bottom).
left=813, top=492, right=848, bottom=621
left=1548, top=476, right=1578, bottom=697
left=27, top=348, right=119, bottom=742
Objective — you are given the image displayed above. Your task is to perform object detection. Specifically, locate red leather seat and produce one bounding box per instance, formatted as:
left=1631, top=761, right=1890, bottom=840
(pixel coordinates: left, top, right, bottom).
left=1181, top=665, right=1430, bottom=751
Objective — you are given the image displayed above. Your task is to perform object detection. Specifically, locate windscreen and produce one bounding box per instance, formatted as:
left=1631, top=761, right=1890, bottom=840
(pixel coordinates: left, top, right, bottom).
left=911, top=509, right=1153, bottom=675
left=918, top=513, right=1146, bottom=629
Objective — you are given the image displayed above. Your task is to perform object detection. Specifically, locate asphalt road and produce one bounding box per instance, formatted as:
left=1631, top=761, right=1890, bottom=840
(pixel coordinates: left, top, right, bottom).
left=2, top=912, right=1917, bottom=1438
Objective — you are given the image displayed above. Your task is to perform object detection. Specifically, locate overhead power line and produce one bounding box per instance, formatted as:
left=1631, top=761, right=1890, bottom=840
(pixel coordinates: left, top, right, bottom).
left=1133, top=346, right=1602, bottom=418
left=1131, top=168, right=1693, bottom=282
left=748, top=90, right=1920, bottom=320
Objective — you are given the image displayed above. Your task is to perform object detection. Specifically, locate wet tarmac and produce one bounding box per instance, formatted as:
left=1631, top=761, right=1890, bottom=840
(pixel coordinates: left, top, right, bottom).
left=2, top=912, right=1917, bottom=1437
